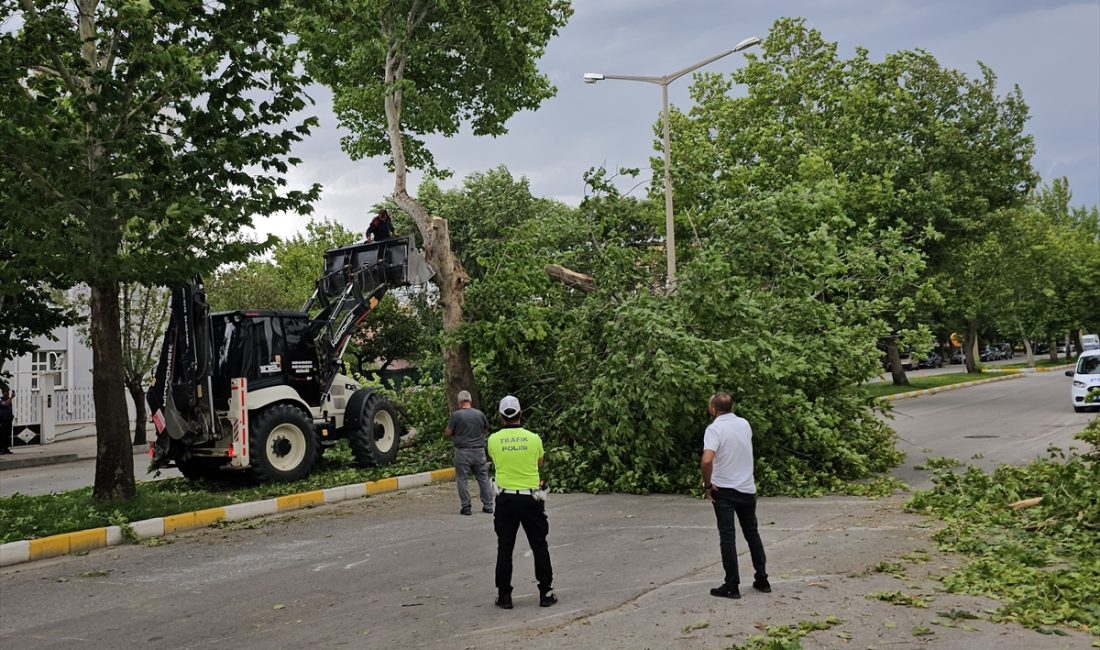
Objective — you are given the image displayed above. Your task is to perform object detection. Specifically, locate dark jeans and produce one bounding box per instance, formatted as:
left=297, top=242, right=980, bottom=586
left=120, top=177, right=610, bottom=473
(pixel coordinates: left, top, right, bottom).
left=712, top=487, right=767, bottom=587
left=1, top=417, right=12, bottom=451
left=494, top=493, right=553, bottom=596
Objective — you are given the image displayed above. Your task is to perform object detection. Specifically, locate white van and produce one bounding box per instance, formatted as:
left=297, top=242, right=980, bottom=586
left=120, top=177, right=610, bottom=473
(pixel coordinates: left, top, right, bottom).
left=1067, top=350, right=1100, bottom=412
left=1081, top=333, right=1100, bottom=352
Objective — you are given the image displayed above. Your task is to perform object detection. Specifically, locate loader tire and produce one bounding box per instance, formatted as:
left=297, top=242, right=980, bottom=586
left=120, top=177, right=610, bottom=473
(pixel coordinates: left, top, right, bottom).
left=249, top=404, right=318, bottom=482
left=346, top=390, right=402, bottom=467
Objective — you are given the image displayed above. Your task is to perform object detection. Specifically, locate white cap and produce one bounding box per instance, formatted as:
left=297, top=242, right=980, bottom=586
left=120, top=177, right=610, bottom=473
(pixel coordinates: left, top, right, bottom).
left=498, top=395, right=521, bottom=418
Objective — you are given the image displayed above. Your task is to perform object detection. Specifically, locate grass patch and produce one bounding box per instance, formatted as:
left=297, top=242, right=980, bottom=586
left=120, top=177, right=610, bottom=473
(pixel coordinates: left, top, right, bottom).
left=0, top=437, right=452, bottom=544
left=864, top=373, right=995, bottom=399
left=906, top=419, right=1100, bottom=635
left=1001, top=357, right=1076, bottom=369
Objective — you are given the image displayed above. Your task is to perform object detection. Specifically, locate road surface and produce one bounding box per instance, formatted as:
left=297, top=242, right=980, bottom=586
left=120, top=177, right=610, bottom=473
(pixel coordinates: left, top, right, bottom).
left=0, top=454, right=178, bottom=498
left=0, top=372, right=1094, bottom=649
left=886, top=371, right=1091, bottom=487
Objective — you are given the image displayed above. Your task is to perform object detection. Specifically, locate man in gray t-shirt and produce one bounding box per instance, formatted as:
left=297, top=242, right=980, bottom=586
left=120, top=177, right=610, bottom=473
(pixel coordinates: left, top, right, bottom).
left=445, top=390, right=494, bottom=515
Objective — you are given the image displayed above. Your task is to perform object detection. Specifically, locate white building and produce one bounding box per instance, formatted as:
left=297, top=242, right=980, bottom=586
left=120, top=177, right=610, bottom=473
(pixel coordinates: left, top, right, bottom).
left=5, top=322, right=99, bottom=446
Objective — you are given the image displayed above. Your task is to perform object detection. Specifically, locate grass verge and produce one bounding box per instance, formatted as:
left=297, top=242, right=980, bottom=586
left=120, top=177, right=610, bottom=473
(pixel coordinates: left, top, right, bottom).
left=864, top=372, right=1000, bottom=399
left=1001, top=357, right=1076, bottom=369
left=906, top=418, right=1100, bottom=636
left=0, top=437, right=452, bottom=544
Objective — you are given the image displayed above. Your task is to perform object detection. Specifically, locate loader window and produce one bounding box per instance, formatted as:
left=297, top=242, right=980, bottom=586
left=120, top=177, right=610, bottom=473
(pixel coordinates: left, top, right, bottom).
left=283, top=316, right=321, bottom=406
left=250, top=317, right=284, bottom=389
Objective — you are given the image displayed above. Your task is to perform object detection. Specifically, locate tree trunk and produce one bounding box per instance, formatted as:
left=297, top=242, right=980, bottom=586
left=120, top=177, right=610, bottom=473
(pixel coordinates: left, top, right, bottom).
left=884, top=337, right=908, bottom=386
left=127, top=377, right=147, bottom=447
left=392, top=189, right=478, bottom=412
left=90, top=280, right=136, bottom=501
left=383, top=44, right=478, bottom=413
left=1069, top=330, right=1080, bottom=360
left=964, top=319, right=980, bottom=374
left=1047, top=338, right=1058, bottom=362
left=1020, top=328, right=1034, bottom=368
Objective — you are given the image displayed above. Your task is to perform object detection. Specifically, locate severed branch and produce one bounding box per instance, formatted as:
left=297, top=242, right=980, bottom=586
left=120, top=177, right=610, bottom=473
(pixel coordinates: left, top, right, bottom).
left=1009, top=497, right=1043, bottom=510
left=544, top=264, right=596, bottom=293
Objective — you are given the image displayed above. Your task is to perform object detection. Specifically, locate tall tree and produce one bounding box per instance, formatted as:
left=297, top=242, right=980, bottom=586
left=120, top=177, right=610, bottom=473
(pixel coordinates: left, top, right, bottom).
left=120, top=283, right=169, bottom=447
left=207, top=219, right=359, bottom=312
left=670, top=19, right=1036, bottom=381
left=295, top=0, right=572, bottom=410
left=1, top=0, right=318, bottom=499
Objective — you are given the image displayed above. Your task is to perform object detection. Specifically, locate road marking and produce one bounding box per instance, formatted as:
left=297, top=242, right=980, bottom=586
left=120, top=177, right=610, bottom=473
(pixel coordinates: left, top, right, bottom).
left=344, top=556, right=371, bottom=569
left=313, top=562, right=337, bottom=571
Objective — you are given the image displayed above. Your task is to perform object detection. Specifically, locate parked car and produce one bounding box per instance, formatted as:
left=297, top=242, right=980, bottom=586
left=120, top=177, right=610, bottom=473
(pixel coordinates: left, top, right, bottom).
left=979, top=346, right=1000, bottom=362
left=950, top=350, right=965, bottom=364
left=994, top=343, right=1014, bottom=359
left=917, top=352, right=943, bottom=369
left=1066, top=350, right=1100, bottom=412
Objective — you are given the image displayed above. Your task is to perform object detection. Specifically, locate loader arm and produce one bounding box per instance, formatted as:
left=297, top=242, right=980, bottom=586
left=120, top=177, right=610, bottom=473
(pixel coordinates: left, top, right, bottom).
left=303, top=235, right=434, bottom=394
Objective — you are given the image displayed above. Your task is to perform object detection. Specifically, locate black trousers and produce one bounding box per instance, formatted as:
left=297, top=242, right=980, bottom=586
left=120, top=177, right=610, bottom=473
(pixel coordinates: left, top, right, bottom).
left=712, top=487, right=768, bottom=587
left=1, top=417, right=12, bottom=451
left=494, top=493, right=553, bottom=596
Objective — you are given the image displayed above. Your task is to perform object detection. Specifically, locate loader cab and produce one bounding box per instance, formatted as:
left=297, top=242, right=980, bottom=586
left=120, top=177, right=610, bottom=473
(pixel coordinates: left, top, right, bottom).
left=211, top=310, right=322, bottom=410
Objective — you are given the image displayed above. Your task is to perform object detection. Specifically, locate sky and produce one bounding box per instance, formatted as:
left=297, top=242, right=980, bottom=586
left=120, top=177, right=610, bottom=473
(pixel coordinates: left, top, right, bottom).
left=253, top=0, right=1100, bottom=241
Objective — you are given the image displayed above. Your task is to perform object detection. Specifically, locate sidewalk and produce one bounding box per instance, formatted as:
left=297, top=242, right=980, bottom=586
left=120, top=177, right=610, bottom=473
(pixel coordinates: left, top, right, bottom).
left=0, top=433, right=147, bottom=471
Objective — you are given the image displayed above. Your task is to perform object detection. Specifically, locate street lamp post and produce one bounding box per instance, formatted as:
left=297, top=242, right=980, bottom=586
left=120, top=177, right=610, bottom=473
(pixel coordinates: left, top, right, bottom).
left=584, top=36, right=761, bottom=291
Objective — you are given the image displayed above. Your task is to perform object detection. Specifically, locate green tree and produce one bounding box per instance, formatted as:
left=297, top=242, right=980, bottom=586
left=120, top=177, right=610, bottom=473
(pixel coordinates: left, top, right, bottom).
left=671, top=18, right=1035, bottom=380
left=119, top=283, right=169, bottom=447
left=1, top=0, right=318, bottom=499
left=295, top=0, right=572, bottom=410
left=208, top=218, right=359, bottom=312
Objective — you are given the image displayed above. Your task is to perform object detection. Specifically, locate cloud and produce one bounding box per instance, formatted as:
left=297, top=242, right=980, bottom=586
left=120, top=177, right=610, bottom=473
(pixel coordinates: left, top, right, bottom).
left=267, top=0, right=1098, bottom=240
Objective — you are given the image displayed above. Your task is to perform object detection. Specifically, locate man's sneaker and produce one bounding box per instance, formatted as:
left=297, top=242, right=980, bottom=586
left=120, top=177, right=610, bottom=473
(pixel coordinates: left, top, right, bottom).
left=482, top=506, right=494, bottom=514
left=460, top=506, right=472, bottom=515
left=710, top=584, right=741, bottom=599
left=539, top=590, right=558, bottom=607
left=753, top=580, right=772, bottom=593
left=495, top=594, right=513, bottom=609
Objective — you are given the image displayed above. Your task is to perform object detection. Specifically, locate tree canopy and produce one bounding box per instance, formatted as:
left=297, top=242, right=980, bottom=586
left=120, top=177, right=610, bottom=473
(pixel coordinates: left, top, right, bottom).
left=1, top=0, right=318, bottom=499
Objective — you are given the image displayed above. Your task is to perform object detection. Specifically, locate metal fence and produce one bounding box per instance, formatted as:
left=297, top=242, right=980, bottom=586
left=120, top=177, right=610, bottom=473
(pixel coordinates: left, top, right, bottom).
left=56, top=387, right=95, bottom=423
left=12, top=388, right=96, bottom=425
left=12, top=391, right=41, bottom=425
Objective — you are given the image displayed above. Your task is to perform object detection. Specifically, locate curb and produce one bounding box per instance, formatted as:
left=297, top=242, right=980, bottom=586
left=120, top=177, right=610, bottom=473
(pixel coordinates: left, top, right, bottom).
left=1033, top=363, right=1075, bottom=373
left=880, top=371, right=1023, bottom=402
left=0, top=467, right=457, bottom=568
left=0, top=453, right=80, bottom=470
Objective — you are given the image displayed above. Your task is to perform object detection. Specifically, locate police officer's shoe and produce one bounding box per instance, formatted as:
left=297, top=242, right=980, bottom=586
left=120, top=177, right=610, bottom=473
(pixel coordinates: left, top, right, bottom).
left=539, top=590, right=558, bottom=607
left=482, top=506, right=494, bottom=514
left=709, top=584, right=741, bottom=599
left=495, top=594, right=513, bottom=609
left=752, top=580, right=772, bottom=593
left=460, top=505, right=472, bottom=515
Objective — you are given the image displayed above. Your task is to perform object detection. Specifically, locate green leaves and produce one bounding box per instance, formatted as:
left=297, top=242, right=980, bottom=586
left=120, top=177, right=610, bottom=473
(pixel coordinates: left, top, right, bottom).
left=907, top=418, right=1100, bottom=632
left=296, top=0, right=572, bottom=174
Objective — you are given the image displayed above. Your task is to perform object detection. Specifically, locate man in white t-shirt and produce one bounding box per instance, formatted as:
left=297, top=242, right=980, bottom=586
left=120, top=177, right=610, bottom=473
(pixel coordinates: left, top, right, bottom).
left=700, top=392, right=769, bottom=599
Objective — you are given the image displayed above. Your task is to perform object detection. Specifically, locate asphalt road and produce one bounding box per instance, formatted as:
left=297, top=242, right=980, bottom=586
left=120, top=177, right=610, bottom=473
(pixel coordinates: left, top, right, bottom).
left=0, top=372, right=1094, bottom=649
left=0, top=455, right=179, bottom=498
left=887, top=371, right=1092, bottom=488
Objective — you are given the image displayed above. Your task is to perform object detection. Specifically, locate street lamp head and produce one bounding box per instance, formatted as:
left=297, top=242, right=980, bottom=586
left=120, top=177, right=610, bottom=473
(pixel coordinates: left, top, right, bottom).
left=733, top=36, right=762, bottom=52
left=583, top=72, right=605, bottom=84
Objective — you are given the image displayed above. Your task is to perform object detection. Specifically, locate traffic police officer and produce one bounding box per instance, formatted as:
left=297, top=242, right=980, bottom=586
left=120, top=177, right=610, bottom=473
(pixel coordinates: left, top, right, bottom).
left=487, top=395, right=557, bottom=609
